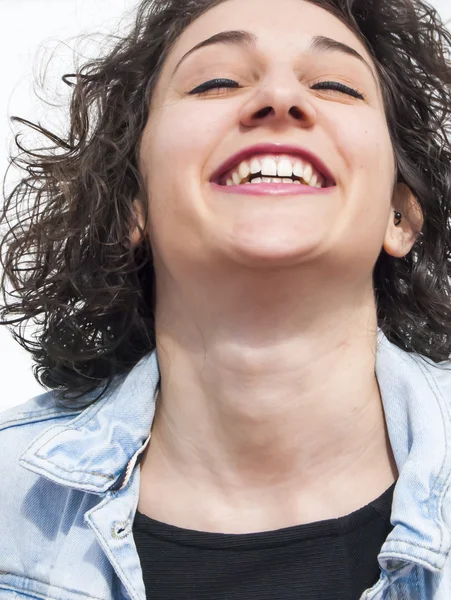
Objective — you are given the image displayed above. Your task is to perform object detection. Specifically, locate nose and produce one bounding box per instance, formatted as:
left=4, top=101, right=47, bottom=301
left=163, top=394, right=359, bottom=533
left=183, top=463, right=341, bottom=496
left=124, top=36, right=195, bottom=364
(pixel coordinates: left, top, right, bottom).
left=239, top=71, right=317, bottom=130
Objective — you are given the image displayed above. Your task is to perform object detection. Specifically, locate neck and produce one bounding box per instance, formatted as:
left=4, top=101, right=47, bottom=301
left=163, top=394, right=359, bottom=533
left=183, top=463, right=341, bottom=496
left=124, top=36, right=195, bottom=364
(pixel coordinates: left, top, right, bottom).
left=139, top=267, right=398, bottom=532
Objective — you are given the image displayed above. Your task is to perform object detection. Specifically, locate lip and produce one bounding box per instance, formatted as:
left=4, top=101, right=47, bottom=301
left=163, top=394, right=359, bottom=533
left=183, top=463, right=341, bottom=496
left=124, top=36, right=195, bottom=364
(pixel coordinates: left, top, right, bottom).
left=210, top=181, right=334, bottom=196
left=209, top=142, right=336, bottom=186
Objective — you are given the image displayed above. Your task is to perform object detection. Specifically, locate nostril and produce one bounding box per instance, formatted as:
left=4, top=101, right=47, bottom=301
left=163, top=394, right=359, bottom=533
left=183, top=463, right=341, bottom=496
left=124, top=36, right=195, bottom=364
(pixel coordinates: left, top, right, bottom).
left=289, top=106, right=303, bottom=119
left=253, top=106, right=273, bottom=119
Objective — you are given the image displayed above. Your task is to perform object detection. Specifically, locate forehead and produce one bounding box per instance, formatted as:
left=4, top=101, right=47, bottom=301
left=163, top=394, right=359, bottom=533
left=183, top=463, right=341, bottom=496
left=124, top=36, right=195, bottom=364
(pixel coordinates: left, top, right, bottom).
left=161, top=0, right=373, bottom=75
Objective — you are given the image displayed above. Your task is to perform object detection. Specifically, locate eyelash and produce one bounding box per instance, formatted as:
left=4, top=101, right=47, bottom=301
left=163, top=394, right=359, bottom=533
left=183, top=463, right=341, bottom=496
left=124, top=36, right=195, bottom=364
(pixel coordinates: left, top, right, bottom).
left=188, top=78, right=240, bottom=95
left=311, top=80, right=365, bottom=100
left=189, top=78, right=366, bottom=100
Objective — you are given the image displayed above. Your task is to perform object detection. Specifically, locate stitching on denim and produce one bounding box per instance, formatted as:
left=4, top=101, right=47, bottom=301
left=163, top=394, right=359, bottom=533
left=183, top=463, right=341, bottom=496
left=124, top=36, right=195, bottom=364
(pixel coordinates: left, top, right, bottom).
left=414, top=356, right=451, bottom=555
left=0, top=574, right=106, bottom=600
left=0, top=409, right=81, bottom=428
left=380, top=542, right=444, bottom=555
left=381, top=538, right=442, bottom=557
left=0, top=584, right=58, bottom=600
left=88, top=499, right=139, bottom=600
left=21, top=394, right=131, bottom=483
left=382, top=345, right=451, bottom=558
left=21, top=423, right=116, bottom=482
left=29, top=455, right=116, bottom=481
left=19, top=359, right=159, bottom=488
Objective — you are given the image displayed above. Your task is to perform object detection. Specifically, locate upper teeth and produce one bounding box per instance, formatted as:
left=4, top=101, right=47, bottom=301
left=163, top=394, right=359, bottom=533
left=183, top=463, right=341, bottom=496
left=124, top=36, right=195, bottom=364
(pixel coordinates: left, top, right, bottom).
left=225, top=155, right=325, bottom=187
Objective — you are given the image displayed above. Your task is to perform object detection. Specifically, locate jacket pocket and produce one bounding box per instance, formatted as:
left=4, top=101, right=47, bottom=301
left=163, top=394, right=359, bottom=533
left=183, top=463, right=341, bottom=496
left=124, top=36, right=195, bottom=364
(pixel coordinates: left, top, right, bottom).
left=0, top=573, right=105, bottom=600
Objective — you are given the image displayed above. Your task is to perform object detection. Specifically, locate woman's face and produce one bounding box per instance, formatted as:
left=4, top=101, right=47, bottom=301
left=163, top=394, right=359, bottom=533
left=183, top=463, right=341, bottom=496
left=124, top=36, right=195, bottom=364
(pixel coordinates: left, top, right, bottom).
left=138, top=0, right=403, bottom=279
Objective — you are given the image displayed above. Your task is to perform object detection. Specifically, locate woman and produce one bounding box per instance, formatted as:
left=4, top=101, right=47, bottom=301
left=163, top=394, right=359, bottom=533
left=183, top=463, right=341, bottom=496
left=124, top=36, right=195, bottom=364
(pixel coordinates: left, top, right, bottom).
left=1, top=0, right=451, bottom=597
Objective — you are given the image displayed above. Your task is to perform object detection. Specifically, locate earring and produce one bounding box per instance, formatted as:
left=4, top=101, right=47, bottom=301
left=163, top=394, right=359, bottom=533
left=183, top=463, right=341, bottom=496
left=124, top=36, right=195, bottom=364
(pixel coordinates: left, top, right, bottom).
left=394, top=211, right=402, bottom=226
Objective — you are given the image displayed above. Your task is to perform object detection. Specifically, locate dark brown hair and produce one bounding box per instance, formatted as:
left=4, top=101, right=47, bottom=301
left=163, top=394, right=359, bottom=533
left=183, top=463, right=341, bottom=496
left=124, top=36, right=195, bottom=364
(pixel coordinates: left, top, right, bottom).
left=1, top=0, right=451, bottom=406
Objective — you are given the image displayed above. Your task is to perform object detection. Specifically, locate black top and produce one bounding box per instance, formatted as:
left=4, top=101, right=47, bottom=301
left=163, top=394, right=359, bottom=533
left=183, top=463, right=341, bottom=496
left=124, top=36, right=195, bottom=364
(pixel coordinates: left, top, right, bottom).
left=133, top=482, right=396, bottom=600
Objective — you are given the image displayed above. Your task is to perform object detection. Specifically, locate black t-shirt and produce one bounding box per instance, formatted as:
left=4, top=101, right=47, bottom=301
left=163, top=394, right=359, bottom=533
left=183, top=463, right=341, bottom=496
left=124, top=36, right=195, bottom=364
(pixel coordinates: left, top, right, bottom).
left=133, top=482, right=395, bottom=600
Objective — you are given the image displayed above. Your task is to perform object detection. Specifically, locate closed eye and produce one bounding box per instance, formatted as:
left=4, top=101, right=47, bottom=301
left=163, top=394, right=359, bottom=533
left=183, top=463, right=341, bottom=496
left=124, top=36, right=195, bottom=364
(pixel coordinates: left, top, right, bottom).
left=189, top=78, right=365, bottom=100
left=189, top=78, right=240, bottom=95
left=310, top=80, right=366, bottom=100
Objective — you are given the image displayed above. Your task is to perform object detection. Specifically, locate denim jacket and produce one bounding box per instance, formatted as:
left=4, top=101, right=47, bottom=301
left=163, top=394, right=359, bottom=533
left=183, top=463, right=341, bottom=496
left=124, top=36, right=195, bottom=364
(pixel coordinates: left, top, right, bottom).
left=1, top=330, right=451, bottom=599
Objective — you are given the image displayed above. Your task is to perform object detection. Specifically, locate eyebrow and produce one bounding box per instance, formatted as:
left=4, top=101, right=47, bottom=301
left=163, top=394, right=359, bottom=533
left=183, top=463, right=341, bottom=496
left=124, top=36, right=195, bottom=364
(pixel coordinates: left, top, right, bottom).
left=171, top=30, right=377, bottom=83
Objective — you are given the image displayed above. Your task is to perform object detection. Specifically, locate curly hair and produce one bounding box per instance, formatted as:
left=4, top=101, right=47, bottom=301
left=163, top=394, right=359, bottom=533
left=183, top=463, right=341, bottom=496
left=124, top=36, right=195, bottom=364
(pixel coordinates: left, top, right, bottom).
left=1, top=0, right=451, bottom=407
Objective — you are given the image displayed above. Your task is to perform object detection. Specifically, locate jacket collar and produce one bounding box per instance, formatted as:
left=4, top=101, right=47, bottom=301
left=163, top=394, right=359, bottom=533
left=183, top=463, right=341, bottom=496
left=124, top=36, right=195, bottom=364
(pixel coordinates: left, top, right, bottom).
left=20, top=350, right=160, bottom=494
left=20, top=330, right=451, bottom=572
left=374, top=331, right=451, bottom=572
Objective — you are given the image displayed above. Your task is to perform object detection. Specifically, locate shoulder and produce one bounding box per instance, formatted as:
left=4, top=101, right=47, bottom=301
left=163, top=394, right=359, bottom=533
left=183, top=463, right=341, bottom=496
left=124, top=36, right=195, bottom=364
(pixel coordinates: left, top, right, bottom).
left=0, top=392, right=86, bottom=524
left=0, top=390, right=82, bottom=432
left=0, top=391, right=83, bottom=464
left=0, top=391, right=83, bottom=503
left=0, top=393, right=117, bottom=595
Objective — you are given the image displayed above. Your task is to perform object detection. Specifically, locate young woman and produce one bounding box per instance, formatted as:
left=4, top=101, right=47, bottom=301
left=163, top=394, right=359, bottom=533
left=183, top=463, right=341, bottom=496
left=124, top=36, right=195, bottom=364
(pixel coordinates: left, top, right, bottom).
left=1, top=0, right=451, bottom=598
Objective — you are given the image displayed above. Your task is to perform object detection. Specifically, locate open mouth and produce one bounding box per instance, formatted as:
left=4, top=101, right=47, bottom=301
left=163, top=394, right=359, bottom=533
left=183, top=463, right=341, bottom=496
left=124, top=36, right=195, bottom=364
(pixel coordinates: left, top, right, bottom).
left=215, top=154, right=334, bottom=189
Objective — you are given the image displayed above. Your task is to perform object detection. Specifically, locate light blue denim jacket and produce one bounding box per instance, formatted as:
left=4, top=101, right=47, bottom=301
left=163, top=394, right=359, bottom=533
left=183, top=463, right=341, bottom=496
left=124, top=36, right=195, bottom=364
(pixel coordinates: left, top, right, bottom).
left=1, top=329, right=451, bottom=599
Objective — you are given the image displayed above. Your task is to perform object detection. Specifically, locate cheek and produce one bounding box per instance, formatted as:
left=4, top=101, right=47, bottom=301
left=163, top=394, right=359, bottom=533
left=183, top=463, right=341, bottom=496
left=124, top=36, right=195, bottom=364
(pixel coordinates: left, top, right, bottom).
left=138, top=102, right=234, bottom=257
left=325, top=110, right=396, bottom=262
left=343, top=115, right=394, bottom=186
left=142, top=101, right=234, bottom=187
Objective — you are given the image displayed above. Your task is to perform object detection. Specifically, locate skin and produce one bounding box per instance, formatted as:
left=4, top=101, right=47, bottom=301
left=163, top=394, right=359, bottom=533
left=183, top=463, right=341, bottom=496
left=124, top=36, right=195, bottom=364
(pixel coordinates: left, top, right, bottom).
left=135, top=0, right=423, bottom=533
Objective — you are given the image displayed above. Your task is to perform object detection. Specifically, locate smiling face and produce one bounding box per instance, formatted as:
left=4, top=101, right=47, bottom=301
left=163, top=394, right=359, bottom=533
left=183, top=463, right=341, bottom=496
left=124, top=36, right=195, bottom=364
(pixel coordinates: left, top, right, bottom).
left=138, top=0, right=411, bottom=280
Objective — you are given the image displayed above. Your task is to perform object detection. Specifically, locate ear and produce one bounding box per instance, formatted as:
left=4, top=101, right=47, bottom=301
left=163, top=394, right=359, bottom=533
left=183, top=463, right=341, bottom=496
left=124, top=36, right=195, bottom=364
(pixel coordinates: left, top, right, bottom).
left=130, top=197, right=147, bottom=249
left=383, top=183, right=424, bottom=258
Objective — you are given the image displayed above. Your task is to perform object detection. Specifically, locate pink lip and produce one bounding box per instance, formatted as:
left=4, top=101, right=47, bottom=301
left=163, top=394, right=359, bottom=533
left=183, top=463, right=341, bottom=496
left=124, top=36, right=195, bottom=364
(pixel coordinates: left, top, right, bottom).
left=209, top=142, right=336, bottom=186
left=210, top=181, right=334, bottom=196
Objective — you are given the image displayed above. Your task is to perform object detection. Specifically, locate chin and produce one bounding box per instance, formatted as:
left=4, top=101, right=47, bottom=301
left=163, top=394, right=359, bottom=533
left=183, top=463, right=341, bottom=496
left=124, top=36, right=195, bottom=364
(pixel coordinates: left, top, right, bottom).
left=226, top=240, right=320, bottom=269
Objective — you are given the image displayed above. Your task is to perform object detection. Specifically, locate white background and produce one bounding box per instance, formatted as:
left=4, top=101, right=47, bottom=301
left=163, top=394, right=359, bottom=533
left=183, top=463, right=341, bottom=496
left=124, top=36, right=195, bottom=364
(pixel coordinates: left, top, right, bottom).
left=0, top=0, right=450, bottom=411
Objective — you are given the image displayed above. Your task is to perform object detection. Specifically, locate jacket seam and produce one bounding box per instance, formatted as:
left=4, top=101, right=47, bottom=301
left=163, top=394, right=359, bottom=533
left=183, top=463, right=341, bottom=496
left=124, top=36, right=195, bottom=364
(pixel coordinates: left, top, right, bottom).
left=414, top=356, right=451, bottom=556
left=383, top=346, right=450, bottom=557
left=22, top=425, right=116, bottom=482
left=38, top=459, right=115, bottom=481
left=88, top=496, right=140, bottom=600
left=20, top=387, right=125, bottom=482
left=380, top=539, right=444, bottom=555
left=0, top=410, right=81, bottom=429
left=0, top=585, right=59, bottom=600
left=23, top=453, right=116, bottom=481
left=0, top=575, right=106, bottom=600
